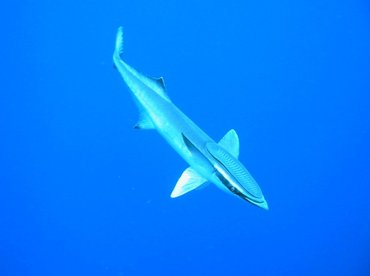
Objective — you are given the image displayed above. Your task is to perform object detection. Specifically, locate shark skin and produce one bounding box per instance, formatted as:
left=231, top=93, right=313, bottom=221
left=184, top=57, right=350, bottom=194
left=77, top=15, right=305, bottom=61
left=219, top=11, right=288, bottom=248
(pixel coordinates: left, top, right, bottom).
left=113, top=27, right=268, bottom=210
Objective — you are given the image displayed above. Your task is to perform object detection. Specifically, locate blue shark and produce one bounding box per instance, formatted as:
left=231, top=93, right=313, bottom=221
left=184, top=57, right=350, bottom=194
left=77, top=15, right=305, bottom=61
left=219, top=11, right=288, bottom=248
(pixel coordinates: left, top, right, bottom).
left=113, top=27, right=268, bottom=210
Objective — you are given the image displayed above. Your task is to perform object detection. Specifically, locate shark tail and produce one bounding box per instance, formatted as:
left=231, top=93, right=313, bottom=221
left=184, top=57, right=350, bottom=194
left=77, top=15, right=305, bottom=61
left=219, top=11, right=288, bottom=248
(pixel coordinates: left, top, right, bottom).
left=114, top=26, right=124, bottom=60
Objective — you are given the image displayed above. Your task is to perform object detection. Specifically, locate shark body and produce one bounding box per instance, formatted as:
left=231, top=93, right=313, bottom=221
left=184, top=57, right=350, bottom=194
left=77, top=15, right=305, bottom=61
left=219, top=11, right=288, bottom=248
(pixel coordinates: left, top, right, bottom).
left=113, top=27, right=268, bottom=210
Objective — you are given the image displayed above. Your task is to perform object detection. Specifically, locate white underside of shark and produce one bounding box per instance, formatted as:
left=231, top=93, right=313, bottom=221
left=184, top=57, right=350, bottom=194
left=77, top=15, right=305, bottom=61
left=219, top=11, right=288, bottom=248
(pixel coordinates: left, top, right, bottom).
left=113, top=27, right=268, bottom=210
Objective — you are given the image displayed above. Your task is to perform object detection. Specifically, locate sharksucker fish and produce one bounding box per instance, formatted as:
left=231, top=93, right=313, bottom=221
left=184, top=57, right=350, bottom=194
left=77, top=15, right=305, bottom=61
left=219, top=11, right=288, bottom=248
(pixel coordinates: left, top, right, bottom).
left=113, top=27, right=268, bottom=210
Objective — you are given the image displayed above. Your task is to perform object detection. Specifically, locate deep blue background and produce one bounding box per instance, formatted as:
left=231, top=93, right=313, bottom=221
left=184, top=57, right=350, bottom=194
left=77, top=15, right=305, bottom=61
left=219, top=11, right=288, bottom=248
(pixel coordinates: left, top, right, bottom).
left=1, top=0, right=370, bottom=275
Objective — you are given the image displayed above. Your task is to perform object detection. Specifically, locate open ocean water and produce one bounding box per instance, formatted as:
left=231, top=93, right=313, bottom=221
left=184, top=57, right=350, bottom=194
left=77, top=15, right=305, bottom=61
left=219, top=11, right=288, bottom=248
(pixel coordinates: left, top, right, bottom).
left=1, top=0, right=370, bottom=275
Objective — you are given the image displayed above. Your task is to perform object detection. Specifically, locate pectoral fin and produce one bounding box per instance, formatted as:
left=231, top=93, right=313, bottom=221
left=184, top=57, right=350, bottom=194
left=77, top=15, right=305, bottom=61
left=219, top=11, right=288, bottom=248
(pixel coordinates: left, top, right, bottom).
left=171, top=167, right=207, bottom=198
left=218, top=129, right=239, bottom=158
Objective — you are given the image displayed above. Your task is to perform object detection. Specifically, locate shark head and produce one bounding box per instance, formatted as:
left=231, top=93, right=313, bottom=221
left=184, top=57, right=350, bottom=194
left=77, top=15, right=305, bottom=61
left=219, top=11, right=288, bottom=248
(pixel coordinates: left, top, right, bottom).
left=178, top=132, right=269, bottom=210
left=206, top=142, right=269, bottom=210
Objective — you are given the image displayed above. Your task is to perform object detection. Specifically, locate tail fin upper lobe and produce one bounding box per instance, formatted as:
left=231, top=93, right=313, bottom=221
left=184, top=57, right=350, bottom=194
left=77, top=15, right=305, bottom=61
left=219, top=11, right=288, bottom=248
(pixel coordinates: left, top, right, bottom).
left=114, top=26, right=124, bottom=60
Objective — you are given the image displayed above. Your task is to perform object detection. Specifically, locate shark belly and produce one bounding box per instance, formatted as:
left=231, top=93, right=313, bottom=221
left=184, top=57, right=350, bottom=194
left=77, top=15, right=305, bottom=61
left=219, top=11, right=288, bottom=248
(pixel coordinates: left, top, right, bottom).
left=143, top=95, right=216, bottom=180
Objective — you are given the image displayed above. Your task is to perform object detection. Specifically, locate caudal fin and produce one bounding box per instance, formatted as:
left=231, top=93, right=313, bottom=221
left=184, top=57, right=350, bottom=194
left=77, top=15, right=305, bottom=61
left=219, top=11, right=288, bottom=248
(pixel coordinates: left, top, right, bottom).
left=114, top=26, right=124, bottom=60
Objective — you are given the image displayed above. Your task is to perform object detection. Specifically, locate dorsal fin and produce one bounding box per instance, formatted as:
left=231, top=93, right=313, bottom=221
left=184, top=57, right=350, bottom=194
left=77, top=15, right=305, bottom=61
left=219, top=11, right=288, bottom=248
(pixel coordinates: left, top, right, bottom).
left=147, top=76, right=170, bottom=102
left=218, top=129, right=239, bottom=158
left=132, top=98, right=155, bottom=130
left=171, top=167, right=207, bottom=198
left=134, top=110, right=155, bottom=130
left=152, top=76, right=165, bottom=90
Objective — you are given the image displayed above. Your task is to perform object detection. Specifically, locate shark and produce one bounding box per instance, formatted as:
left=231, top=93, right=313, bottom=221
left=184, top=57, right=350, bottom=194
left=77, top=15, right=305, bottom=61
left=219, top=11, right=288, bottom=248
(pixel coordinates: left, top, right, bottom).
left=113, top=27, right=268, bottom=210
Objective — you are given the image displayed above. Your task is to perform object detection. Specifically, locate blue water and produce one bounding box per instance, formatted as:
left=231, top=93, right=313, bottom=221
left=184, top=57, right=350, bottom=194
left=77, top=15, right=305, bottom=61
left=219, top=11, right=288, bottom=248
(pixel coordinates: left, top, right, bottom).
left=1, top=1, right=370, bottom=275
